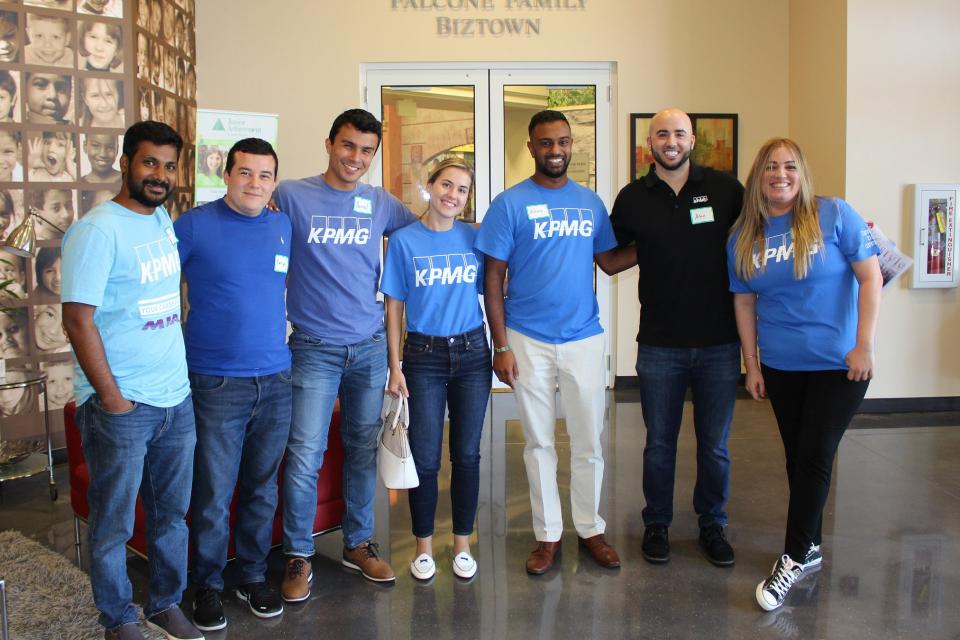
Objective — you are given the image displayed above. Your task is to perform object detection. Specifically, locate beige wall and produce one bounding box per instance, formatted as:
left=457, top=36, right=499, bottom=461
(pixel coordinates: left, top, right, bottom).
left=789, top=0, right=846, bottom=198
left=197, top=0, right=790, bottom=379
left=845, top=0, right=960, bottom=397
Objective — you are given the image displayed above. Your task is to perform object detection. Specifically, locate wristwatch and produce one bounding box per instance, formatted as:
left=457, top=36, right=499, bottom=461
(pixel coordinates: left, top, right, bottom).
left=494, top=345, right=511, bottom=353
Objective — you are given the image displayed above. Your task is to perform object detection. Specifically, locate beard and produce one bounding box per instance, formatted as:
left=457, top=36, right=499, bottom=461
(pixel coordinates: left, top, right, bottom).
left=535, top=153, right=570, bottom=179
left=128, top=175, right=170, bottom=208
left=651, top=146, right=692, bottom=172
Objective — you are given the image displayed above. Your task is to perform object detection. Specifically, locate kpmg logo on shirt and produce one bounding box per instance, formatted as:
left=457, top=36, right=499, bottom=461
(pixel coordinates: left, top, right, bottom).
left=533, top=207, right=595, bottom=239
left=753, top=232, right=820, bottom=268
left=308, top=215, right=372, bottom=245
left=135, top=239, right=181, bottom=284
left=413, top=253, right=478, bottom=287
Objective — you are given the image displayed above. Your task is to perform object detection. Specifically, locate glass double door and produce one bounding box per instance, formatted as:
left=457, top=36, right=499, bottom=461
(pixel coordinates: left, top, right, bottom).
left=364, top=64, right=614, bottom=388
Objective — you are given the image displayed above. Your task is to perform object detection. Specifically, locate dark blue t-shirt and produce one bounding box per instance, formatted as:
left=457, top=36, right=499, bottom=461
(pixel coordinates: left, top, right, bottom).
left=727, top=197, right=879, bottom=370
left=175, top=198, right=292, bottom=376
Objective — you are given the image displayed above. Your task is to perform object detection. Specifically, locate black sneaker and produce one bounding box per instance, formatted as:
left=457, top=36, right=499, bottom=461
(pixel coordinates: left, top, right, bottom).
left=641, top=524, right=670, bottom=564
left=236, top=581, right=284, bottom=619
left=192, top=587, right=226, bottom=632
left=756, top=555, right=803, bottom=611
left=801, top=543, right=822, bottom=571
left=699, top=524, right=735, bottom=567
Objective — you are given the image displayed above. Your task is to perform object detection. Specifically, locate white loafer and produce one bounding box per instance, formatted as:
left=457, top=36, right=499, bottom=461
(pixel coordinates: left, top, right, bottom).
left=410, top=553, right=436, bottom=580
left=452, top=551, right=477, bottom=579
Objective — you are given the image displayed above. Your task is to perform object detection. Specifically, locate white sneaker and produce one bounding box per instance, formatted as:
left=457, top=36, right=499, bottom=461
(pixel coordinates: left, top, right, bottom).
left=410, top=553, right=435, bottom=580
left=452, top=551, right=477, bottom=579
left=801, top=544, right=822, bottom=571
left=756, top=555, right=803, bottom=611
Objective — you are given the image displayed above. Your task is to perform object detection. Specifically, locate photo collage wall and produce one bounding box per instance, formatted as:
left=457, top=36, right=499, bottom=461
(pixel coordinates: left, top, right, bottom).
left=0, top=0, right=195, bottom=447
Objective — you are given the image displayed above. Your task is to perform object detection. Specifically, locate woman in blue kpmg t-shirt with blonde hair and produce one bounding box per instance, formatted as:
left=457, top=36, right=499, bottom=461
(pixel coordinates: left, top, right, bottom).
left=727, top=138, right=882, bottom=612
left=381, top=157, right=491, bottom=582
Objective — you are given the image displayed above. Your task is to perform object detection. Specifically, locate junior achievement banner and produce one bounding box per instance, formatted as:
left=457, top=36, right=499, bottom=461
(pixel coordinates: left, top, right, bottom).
left=195, top=109, right=279, bottom=205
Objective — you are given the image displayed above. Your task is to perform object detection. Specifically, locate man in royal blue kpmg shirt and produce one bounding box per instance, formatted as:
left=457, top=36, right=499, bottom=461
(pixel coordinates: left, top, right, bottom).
left=174, top=138, right=290, bottom=631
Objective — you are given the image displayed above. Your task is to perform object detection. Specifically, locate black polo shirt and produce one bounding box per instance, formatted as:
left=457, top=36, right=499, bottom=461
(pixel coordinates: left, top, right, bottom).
left=610, top=163, right=743, bottom=347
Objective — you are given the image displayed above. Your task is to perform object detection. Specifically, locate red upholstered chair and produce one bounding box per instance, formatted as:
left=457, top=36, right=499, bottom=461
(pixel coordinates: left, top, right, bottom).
left=64, top=401, right=344, bottom=563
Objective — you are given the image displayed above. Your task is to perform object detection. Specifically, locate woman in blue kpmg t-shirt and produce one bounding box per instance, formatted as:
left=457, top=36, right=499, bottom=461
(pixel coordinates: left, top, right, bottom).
left=727, top=138, right=883, bottom=612
left=381, top=158, right=491, bottom=582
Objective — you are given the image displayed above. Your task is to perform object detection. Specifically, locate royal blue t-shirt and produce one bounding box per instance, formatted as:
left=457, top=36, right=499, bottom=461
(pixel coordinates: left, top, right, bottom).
left=727, top=197, right=879, bottom=370
left=61, top=202, right=189, bottom=407
left=475, top=178, right=617, bottom=344
left=174, top=198, right=292, bottom=376
left=380, top=220, right=484, bottom=336
left=274, top=176, right=417, bottom=345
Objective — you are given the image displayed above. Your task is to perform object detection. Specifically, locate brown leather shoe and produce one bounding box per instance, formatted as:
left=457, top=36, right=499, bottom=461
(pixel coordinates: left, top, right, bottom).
left=578, top=534, right=621, bottom=568
left=281, top=556, right=313, bottom=602
left=526, top=540, right=561, bottom=575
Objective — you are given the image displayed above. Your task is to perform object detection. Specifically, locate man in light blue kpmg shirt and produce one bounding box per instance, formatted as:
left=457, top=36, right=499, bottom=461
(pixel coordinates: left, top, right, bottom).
left=61, top=121, right=202, bottom=640
left=273, top=109, right=417, bottom=600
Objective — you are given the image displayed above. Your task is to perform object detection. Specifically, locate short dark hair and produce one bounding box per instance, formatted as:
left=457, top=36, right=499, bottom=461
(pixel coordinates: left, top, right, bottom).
left=328, top=108, right=382, bottom=147
left=528, top=110, right=569, bottom=137
left=225, top=138, right=278, bottom=176
left=122, top=120, right=182, bottom=160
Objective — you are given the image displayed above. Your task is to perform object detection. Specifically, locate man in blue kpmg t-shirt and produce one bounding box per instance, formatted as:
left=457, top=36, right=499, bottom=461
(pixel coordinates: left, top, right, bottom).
left=174, top=138, right=290, bottom=631
left=61, top=121, right=202, bottom=640
left=273, top=108, right=417, bottom=599
left=476, top=110, right=636, bottom=576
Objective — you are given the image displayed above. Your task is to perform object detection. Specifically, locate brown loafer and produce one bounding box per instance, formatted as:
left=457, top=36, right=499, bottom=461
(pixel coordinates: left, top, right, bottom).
left=578, top=534, right=621, bottom=568
left=526, top=540, right=562, bottom=575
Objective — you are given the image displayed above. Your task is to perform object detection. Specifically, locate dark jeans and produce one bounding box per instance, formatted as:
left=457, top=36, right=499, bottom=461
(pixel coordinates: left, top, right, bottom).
left=762, top=365, right=869, bottom=562
left=189, top=369, right=292, bottom=590
left=76, top=395, right=195, bottom=630
left=635, top=342, right=740, bottom=528
left=403, top=326, right=491, bottom=538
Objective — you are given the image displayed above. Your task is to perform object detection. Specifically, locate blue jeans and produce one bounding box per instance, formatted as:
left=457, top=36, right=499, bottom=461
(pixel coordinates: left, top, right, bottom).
left=403, top=326, right=491, bottom=538
left=283, top=326, right=388, bottom=554
left=635, top=342, right=740, bottom=529
left=76, top=395, right=195, bottom=630
left=189, top=370, right=292, bottom=590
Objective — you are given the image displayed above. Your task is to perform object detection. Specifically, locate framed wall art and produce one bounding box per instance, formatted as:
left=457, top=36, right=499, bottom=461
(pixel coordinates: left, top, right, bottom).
left=630, top=112, right=738, bottom=180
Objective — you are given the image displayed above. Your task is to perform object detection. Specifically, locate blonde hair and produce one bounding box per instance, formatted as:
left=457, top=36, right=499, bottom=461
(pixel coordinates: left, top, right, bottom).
left=730, top=138, right=822, bottom=280
left=422, top=157, right=474, bottom=217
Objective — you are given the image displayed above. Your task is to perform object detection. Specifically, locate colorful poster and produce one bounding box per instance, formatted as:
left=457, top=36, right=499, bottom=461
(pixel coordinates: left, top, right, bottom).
left=195, top=109, right=279, bottom=204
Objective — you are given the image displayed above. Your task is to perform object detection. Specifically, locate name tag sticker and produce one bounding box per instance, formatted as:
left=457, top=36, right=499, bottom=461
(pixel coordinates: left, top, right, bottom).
left=690, top=206, right=715, bottom=225
left=526, top=204, right=549, bottom=219
left=164, top=227, right=178, bottom=245
left=354, top=197, right=372, bottom=214
left=274, top=254, right=289, bottom=274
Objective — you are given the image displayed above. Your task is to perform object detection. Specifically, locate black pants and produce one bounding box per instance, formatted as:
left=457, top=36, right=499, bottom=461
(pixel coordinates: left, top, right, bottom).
left=762, top=365, right=869, bottom=562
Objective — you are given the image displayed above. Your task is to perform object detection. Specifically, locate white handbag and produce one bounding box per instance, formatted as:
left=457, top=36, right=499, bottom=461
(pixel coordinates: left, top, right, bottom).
left=377, top=394, right=419, bottom=489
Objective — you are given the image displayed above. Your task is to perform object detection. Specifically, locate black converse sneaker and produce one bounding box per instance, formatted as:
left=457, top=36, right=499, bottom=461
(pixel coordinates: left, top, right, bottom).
left=801, top=543, right=822, bottom=571
left=236, top=581, right=284, bottom=619
left=192, top=587, right=226, bottom=631
left=756, top=555, right=803, bottom=611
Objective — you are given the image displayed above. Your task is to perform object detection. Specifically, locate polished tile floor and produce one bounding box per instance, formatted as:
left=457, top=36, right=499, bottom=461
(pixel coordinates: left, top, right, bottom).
left=4, top=393, right=960, bottom=639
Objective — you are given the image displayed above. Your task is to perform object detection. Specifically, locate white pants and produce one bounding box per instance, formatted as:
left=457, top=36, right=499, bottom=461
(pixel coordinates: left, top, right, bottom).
left=508, top=328, right=607, bottom=542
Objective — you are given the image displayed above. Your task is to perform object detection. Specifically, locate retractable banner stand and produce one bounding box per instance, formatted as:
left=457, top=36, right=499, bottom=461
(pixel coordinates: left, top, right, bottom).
left=195, top=109, right=278, bottom=205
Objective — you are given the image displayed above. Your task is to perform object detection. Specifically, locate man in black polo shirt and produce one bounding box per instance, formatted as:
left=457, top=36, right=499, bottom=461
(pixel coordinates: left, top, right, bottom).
left=610, top=108, right=743, bottom=567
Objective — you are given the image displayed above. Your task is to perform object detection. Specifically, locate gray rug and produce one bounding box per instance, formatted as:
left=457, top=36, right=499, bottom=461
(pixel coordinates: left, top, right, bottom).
left=0, top=530, right=164, bottom=640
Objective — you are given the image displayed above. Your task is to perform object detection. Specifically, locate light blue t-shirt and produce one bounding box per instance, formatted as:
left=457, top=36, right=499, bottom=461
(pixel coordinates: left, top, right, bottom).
left=727, top=197, right=879, bottom=371
left=61, top=201, right=189, bottom=407
left=475, top=178, right=617, bottom=344
left=175, top=198, right=292, bottom=376
left=380, top=220, right=484, bottom=336
left=274, top=176, right=417, bottom=345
